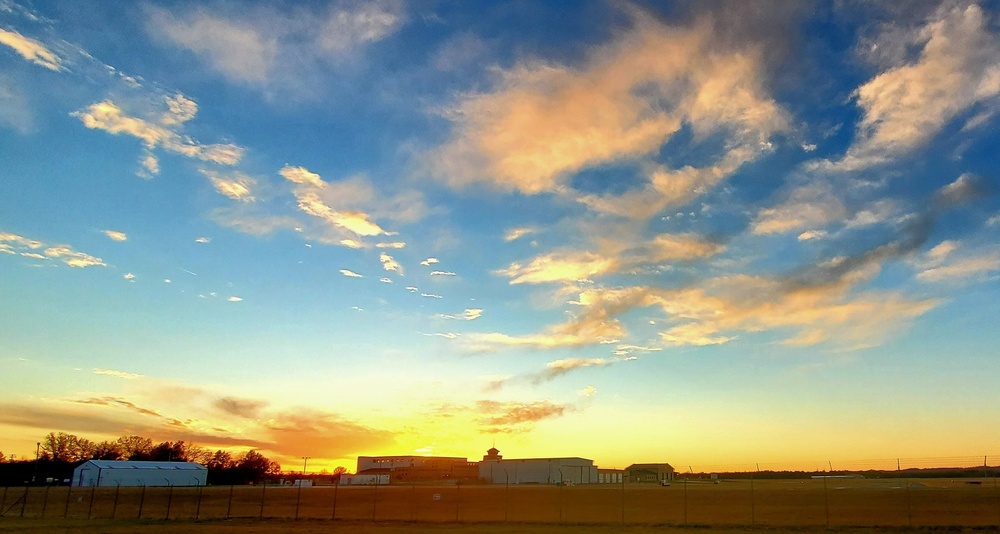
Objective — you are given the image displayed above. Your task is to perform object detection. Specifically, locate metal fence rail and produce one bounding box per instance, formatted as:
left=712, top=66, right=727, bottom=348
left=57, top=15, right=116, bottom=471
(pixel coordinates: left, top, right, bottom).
left=2, top=476, right=1000, bottom=527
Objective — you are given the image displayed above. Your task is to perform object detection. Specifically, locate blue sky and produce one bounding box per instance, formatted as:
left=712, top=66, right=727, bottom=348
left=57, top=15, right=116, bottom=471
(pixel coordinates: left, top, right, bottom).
left=2, top=0, right=999, bottom=471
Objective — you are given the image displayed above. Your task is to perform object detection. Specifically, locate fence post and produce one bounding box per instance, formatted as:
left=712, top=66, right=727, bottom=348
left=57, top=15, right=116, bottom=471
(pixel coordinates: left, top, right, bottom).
left=87, top=485, right=95, bottom=519
left=621, top=470, right=626, bottom=525
left=112, top=483, right=120, bottom=519
left=905, top=477, right=912, bottom=526
left=138, top=485, right=146, bottom=519
left=41, top=484, right=50, bottom=518
left=63, top=485, right=71, bottom=518
left=226, top=485, right=234, bottom=519
left=259, top=483, right=266, bottom=520
left=822, top=473, right=829, bottom=528
left=19, top=486, right=28, bottom=518
left=993, top=464, right=999, bottom=527
left=165, top=484, right=174, bottom=521
left=683, top=475, right=688, bottom=524
left=371, top=479, right=378, bottom=522
left=195, top=484, right=203, bottom=520
left=295, top=481, right=303, bottom=520
left=504, top=470, right=510, bottom=522
left=330, top=482, right=338, bottom=520
left=750, top=471, right=755, bottom=528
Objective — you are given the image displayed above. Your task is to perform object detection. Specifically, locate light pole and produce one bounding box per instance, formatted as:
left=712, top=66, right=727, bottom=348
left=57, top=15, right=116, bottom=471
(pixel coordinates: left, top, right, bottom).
left=32, top=442, right=40, bottom=484
left=296, top=456, right=311, bottom=520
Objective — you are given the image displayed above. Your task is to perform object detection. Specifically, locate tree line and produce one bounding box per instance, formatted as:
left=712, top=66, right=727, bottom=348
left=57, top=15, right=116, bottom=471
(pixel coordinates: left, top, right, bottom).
left=0, top=432, right=282, bottom=486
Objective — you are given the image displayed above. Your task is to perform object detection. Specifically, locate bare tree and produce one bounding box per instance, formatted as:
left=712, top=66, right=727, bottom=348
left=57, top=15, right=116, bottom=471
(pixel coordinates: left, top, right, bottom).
left=116, top=435, right=153, bottom=460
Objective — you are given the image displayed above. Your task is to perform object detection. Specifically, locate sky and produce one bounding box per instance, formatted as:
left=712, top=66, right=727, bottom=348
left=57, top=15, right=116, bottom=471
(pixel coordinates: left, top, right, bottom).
left=2, top=0, right=1000, bottom=473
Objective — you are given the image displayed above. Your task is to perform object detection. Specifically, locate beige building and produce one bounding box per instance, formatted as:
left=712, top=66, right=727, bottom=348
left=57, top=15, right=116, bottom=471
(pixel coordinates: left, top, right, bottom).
left=625, top=463, right=675, bottom=484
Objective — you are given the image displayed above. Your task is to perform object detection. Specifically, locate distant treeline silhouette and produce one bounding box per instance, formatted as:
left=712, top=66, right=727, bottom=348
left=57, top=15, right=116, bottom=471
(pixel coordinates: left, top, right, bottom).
left=0, top=432, right=280, bottom=486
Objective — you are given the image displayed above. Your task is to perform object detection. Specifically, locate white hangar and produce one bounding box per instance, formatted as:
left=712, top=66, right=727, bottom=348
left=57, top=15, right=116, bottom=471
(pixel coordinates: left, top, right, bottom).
left=478, top=448, right=597, bottom=485
left=72, top=460, right=207, bottom=487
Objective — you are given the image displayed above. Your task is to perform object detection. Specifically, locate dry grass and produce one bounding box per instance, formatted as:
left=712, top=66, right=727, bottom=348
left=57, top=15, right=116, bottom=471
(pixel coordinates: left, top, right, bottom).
left=2, top=478, right=999, bottom=532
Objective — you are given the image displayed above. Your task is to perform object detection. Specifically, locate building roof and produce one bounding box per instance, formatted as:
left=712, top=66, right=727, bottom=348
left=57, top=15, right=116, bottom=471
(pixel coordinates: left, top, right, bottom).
left=77, top=460, right=206, bottom=470
left=625, top=463, right=674, bottom=470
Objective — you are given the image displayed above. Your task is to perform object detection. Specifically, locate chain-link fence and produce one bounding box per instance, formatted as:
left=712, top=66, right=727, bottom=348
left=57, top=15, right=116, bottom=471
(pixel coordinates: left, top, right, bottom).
left=3, top=456, right=999, bottom=527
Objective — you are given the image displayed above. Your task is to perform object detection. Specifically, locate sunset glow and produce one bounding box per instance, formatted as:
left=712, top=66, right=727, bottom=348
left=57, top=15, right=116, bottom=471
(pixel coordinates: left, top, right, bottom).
left=2, top=1, right=999, bottom=473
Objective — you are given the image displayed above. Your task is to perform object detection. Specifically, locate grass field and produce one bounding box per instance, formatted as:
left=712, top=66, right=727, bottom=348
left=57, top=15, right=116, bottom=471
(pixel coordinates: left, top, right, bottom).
left=2, top=478, right=999, bottom=531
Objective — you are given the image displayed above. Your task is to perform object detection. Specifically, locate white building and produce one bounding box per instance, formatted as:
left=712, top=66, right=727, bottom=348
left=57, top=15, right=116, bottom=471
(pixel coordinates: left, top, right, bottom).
left=72, top=460, right=207, bottom=487
left=339, top=473, right=390, bottom=485
left=478, top=448, right=598, bottom=485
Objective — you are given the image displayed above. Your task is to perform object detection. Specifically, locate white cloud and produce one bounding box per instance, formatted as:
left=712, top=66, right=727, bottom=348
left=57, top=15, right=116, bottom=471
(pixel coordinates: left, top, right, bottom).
left=430, top=270, right=455, bottom=277
left=428, top=10, right=787, bottom=215
left=420, top=257, right=439, bottom=266
left=195, top=236, right=211, bottom=243
left=146, top=6, right=276, bottom=84
left=380, top=252, right=402, bottom=274
left=42, top=245, right=105, bottom=268
left=497, top=251, right=619, bottom=285
left=752, top=182, right=846, bottom=235
left=464, top=308, right=483, bottom=320
left=319, top=1, right=404, bottom=54
left=376, top=242, right=406, bottom=249
left=579, top=385, right=597, bottom=397
left=228, top=296, right=243, bottom=302
left=379, top=277, right=392, bottom=283
left=279, top=165, right=389, bottom=239
left=421, top=293, right=442, bottom=299
left=93, top=368, right=143, bottom=380
left=340, top=269, right=363, bottom=278
left=73, top=99, right=244, bottom=175
left=405, top=286, right=418, bottom=292
left=145, top=2, right=404, bottom=92
left=123, top=273, right=136, bottom=281
left=798, top=230, right=827, bottom=241
left=0, top=28, right=62, bottom=71
left=202, top=169, right=256, bottom=202
left=103, top=230, right=128, bottom=242
left=504, top=227, right=535, bottom=242
left=917, top=251, right=1000, bottom=283
left=828, top=5, right=1000, bottom=170
left=279, top=166, right=326, bottom=188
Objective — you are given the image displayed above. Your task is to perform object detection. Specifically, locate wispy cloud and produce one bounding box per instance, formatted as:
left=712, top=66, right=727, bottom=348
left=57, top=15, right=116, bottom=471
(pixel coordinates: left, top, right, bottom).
left=825, top=5, right=1000, bottom=170
left=0, top=27, right=62, bottom=71
left=2, top=232, right=106, bottom=268
left=144, top=2, right=405, bottom=96
left=93, top=368, right=144, bottom=380
left=73, top=97, right=244, bottom=176
left=428, top=9, right=786, bottom=214
left=420, top=257, right=439, bottom=266
left=279, top=165, right=389, bottom=240
left=201, top=169, right=256, bottom=202
left=340, top=269, right=363, bottom=278
left=504, top=227, right=535, bottom=242
left=476, top=400, right=569, bottom=433
left=430, top=270, right=455, bottom=277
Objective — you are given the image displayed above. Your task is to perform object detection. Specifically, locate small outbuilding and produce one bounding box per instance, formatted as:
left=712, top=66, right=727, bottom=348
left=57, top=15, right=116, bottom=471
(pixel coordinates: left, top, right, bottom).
left=72, top=460, right=207, bottom=487
left=625, top=463, right=675, bottom=484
